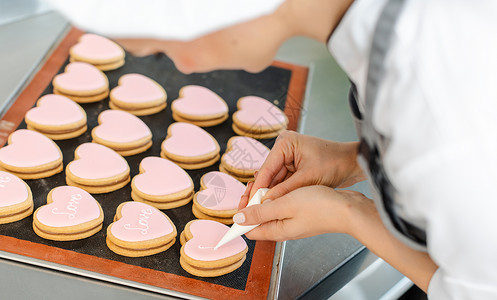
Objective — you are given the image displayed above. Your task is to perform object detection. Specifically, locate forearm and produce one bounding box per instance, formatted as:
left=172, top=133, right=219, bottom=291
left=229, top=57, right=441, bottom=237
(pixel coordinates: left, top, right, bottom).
left=347, top=197, right=438, bottom=292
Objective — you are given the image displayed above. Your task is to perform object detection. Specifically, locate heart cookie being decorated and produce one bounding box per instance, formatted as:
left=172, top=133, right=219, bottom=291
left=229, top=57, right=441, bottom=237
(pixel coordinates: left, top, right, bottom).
left=220, top=136, right=270, bottom=182
left=52, top=62, right=109, bottom=103
left=0, top=171, right=33, bottom=224
left=232, top=96, right=288, bottom=139
left=106, top=201, right=177, bottom=257
left=69, top=33, right=125, bottom=71
left=92, top=110, right=152, bottom=156
left=131, top=157, right=194, bottom=209
left=0, top=129, right=63, bottom=179
left=109, top=74, right=167, bottom=116
left=161, top=122, right=220, bottom=170
left=171, top=85, right=228, bottom=127
left=66, top=142, right=130, bottom=194
left=180, top=219, right=248, bottom=277
left=33, top=186, right=104, bottom=241
left=192, top=171, right=246, bottom=224
left=25, top=94, right=87, bottom=140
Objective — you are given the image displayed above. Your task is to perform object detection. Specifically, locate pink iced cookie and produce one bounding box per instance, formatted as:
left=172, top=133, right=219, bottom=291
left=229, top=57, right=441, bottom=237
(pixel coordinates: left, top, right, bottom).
left=70, top=33, right=125, bottom=63
left=24, top=94, right=87, bottom=140
left=171, top=86, right=228, bottom=126
left=106, top=201, right=177, bottom=257
left=180, top=219, right=248, bottom=277
left=66, top=143, right=130, bottom=194
left=92, top=110, right=152, bottom=156
left=0, top=129, right=63, bottom=179
left=161, top=122, right=220, bottom=169
left=233, top=96, right=288, bottom=131
left=220, top=136, right=270, bottom=179
left=132, top=157, right=193, bottom=198
left=33, top=186, right=104, bottom=241
left=195, top=171, right=245, bottom=213
left=0, top=171, right=33, bottom=224
left=110, top=74, right=166, bottom=107
left=53, top=62, right=108, bottom=95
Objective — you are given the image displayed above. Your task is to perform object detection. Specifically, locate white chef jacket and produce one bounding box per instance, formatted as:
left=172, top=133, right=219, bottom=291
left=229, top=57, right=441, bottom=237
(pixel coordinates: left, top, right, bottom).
left=329, top=0, right=497, bottom=298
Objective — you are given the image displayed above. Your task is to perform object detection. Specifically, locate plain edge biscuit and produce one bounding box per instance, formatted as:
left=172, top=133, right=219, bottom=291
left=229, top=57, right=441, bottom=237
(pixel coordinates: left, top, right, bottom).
left=106, top=236, right=175, bottom=257
left=109, top=101, right=167, bottom=116
left=232, top=123, right=283, bottom=139
left=172, top=112, right=228, bottom=127
left=109, top=77, right=167, bottom=110
left=33, top=222, right=103, bottom=241
left=191, top=204, right=234, bottom=225
left=66, top=176, right=130, bottom=194
left=192, top=192, right=238, bottom=218
left=180, top=235, right=248, bottom=268
left=179, top=255, right=246, bottom=277
left=0, top=205, right=33, bottom=224
left=70, top=57, right=125, bottom=71
left=160, top=152, right=220, bottom=170
left=0, top=163, right=63, bottom=180
left=171, top=85, right=228, bottom=121
left=92, top=139, right=153, bottom=157
left=69, top=35, right=125, bottom=65
left=132, top=191, right=193, bottom=209
left=234, top=97, right=289, bottom=133
left=218, top=164, right=254, bottom=183
left=107, top=222, right=177, bottom=250
left=54, top=88, right=109, bottom=103
left=25, top=100, right=87, bottom=133
left=28, top=124, right=88, bottom=140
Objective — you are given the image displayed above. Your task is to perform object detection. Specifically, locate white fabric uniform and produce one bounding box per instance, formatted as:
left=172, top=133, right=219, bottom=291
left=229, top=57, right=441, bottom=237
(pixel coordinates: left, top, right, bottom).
left=329, top=0, right=497, bottom=299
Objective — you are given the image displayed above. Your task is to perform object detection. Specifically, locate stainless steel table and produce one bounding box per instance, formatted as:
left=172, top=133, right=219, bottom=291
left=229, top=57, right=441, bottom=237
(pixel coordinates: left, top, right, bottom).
left=0, top=2, right=411, bottom=299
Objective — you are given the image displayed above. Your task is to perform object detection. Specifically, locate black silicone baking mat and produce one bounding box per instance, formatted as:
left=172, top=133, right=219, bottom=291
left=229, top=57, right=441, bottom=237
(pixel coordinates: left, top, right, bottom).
left=0, top=28, right=308, bottom=299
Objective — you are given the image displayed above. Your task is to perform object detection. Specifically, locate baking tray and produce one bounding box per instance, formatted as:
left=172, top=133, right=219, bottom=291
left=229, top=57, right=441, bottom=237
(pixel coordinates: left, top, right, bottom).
left=0, top=28, right=308, bottom=299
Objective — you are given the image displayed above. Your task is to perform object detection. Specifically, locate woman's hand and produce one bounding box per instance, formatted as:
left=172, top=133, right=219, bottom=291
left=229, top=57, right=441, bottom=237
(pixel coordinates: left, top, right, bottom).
left=240, top=131, right=365, bottom=208
left=234, top=185, right=368, bottom=241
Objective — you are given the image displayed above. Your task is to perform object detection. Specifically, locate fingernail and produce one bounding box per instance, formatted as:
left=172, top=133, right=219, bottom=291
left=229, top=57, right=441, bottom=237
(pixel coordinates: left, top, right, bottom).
left=254, top=171, right=259, bottom=179
left=233, top=212, right=245, bottom=224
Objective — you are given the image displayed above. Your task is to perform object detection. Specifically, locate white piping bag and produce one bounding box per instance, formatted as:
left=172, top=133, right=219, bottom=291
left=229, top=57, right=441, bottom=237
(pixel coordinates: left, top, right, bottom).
left=214, top=188, right=269, bottom=250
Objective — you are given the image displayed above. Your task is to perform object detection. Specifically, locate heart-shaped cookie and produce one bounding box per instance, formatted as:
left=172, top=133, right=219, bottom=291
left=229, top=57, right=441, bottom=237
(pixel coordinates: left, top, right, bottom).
left=172, top=85, right=228, bottom=118
left=183, top=219, right=247, bottom=261
left=162, top=122, right=219, bottom=159
left=0, top=171, right=30, bottom=208
left=25, top=94, right=86, bottom=128
left=222, top=136, right=270, bottom=173
left=70, top=33, right=124, bottom=63
left=35, top=186, right=103, bottom=227
left=92, top=110, right=152, bottom=145
left=110, top=202, right=175, bottom=242
left=53, top=62, right=108, bottom=95
left=132, top=157, right=193, bottom=197
left=110, top=74, right=166, bottom=106
left=66, top=143, right=129, bottom=183
left=196, top=171, right=245, bottom=211
left=0, top=129, right=62, bottom=171
left=233, top=96, right=288, bottom=132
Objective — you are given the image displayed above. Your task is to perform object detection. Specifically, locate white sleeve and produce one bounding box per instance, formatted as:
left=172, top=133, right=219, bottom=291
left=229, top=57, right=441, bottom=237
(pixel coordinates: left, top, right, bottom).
left=43, top=0, right=283, bottom=41
left=329, top=0, right=497, bottom=299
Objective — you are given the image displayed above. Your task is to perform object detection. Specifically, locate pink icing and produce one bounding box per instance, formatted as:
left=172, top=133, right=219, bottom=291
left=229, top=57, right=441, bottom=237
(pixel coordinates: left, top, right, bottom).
left=0, top=129, right=61, bottom=168
left=111, top=202, right=174, bottom=242
left=25, top=94, right=85, bottom=126
left=93, top=110, right=151, bottom=143
left=133, top=157, right=192, bottom=196
left=53, top=62, right=107, bottom=92
left=68, top=143, right=128, bottom=180
left=172, top=85, right=228, bottom=116
left=162, top=122, right=218, bottom=157
left=197, top=171, right=245, bottom=210
left=36, top=186, right=101, bottom=227
left=236, top=96, right=286, bottom=127
left=71, top=33, right=124, bottom=61
left=223, top=137, right=269, bottom=171
left=184, top=220, right=247, bottom=261
left=110, top=74, right=165, bottom=103
left=0, top=171, right=29, bottom=207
